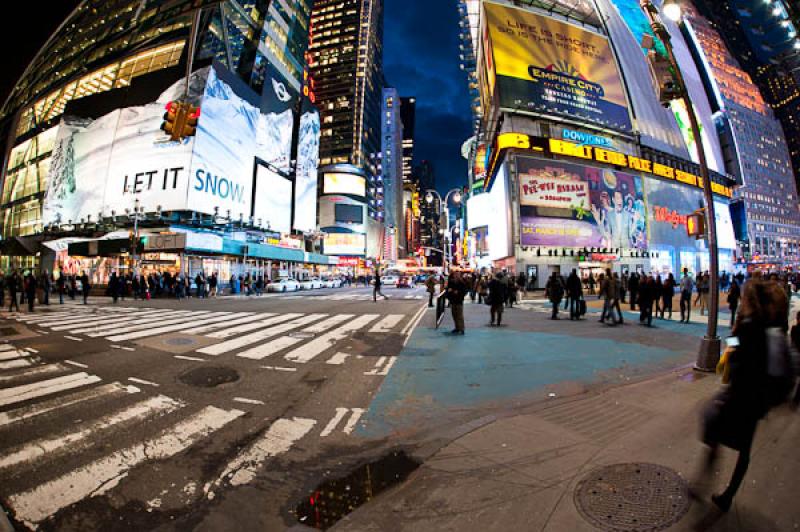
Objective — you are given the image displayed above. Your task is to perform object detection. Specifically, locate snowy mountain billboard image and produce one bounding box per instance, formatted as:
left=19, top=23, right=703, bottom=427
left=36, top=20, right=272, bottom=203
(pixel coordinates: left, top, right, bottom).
left=294, top=105, right=321, bottom=233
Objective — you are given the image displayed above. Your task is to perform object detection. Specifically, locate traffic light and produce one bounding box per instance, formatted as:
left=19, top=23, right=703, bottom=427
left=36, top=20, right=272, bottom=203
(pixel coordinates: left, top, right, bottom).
left=687, top=210, right=705, bottom=239
left=182, top=104, right=200, bottom=137
left=161, top=101, right=180, bottom=140
left=160, top=102, right=199, bottom=141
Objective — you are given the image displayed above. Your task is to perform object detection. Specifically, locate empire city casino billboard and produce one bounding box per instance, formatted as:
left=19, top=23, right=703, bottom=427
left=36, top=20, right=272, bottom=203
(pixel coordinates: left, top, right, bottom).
left=484, top=2, right=633, bottom=132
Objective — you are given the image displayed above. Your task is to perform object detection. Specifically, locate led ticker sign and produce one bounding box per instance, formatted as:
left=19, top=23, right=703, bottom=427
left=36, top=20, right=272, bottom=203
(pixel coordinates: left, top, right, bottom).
left=487, top=133, right=733, bottom=198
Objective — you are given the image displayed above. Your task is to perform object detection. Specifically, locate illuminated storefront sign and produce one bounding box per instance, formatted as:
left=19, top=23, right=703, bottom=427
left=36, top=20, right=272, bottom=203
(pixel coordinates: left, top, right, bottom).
left=322, top=172, right=367, bottom=197
left=323, top=233, right=366, bottom=256
left=561, top=129, right=614, bottom=148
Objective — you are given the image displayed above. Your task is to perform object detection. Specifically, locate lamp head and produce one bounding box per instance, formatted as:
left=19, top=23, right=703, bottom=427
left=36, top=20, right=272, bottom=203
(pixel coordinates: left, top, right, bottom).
left=452, top=191, right=462, bottom=204
left=425, top=192, right=434, bottom=204
left=662, top=0, right=681, bottom=22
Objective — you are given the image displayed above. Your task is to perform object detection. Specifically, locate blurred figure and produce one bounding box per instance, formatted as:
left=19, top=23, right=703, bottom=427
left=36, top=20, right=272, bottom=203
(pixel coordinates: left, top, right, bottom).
left=566, top=269, right=583, bottom=321
left=25, top=271, right=37, bottom=312
left=0, top=270, right=5, bottom=308
left=638, top=275, right=654, bottom=327
left=545, top=272, right=564, bottom=320
left=425, top=274, right=437, bottom=307
left=7, top=271, right=19, bottom=312
left=727, top=277, right=741, bottom=329
left=661, top=273, right=675, bottom=320
left=680, top=268, right=694, bottom=323
left=80, top=271, right=90, bottom=304
left=697, top=280, right=793, bottom=511
left=488, top=272, right=507, bottom=326
left=446, top=271, right=468, bottom=335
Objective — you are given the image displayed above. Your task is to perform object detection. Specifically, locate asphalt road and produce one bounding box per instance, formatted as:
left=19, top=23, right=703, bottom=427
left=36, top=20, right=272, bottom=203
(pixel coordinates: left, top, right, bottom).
left=0, top=285, right=428, bottom=531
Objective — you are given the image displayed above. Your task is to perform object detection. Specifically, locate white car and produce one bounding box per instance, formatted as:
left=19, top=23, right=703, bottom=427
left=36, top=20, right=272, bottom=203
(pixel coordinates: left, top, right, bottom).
left=268, top=279, right=300, bottom=292
left=299, top=279, right=320, bottom=290
left=380, top=275, right=399, bottom=286
left=309, top=278, right=323, bottom=289
left=323, top=278, right=342, bottom=288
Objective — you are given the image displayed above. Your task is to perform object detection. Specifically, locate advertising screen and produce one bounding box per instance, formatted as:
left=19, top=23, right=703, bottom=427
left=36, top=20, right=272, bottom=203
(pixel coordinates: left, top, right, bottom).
left=484, top=2, right=632, bottom=132
left=323, top=173, right=366, bottom=197
left=294, top=105, right=320, bottom=232
left=253, top=162, right=292, bottom=233
left=323, top=233, right=366, bottom=256
left=335, top=203, right=364, bottom=224
left=644, top=177, right=706, bottom=251
left=517, top=156, right=647, bottom=249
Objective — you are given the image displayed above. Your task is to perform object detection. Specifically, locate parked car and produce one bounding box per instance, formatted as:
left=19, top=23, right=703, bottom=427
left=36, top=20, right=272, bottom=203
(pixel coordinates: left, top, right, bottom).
left=380, top=275, right=399, bottom=286
left=299, top=279, right=314, bottom=290
left=310, top=278, right=323, bottom=289
left=396, top=275, right=412, bottom=288
left=268, top=278, right=300, bottom=292
left=322, top=278, right=342, bottom=288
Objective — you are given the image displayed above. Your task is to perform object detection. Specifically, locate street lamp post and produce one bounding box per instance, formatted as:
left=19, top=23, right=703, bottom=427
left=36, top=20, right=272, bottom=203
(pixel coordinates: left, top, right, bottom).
left=425, top=188, right=463, bottom=272
left=640, top=0, right=720, bottom=369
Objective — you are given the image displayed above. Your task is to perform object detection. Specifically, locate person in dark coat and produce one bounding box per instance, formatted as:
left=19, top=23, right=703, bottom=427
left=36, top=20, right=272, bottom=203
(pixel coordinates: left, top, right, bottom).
left=628, top=272, right=640, bottom=310
left=661, top=273, right=675, bottom=320
left=696, top=280, right=790, bottom=511
left=40, top=270, right=51, bottom=305
left=446, top=271, right=468, bottom=335
left=0, top=270, right=5, bottom=308
left=25, top=272, right=37, bottom=312
left=80, top=271, right=91, bottom=304
left=488, top=272, right=508, bottom=326
left=109, top=272, right=120, bottom=303
left=566, top=269, right=583, bottom=320
left=7, top=271, right=20, bottom=312
left=727, top=279, right=741, bottom=329
left=545, top=272, right=564, bottom=320
left=638, top=275, right=654, bottom=327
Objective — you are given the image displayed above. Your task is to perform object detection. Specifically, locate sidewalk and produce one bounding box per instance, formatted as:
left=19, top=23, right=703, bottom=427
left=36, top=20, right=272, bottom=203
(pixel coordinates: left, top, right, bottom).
left=340, top=294, right=800, bottom=531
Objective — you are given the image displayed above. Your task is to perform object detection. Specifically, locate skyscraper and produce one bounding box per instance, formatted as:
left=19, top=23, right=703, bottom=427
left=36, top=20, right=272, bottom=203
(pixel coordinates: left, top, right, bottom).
left=382, top=88, right=405, bottom=259
left=399, top=96, right=416, bottom=185
left=308, top=0, right=384, bottom=171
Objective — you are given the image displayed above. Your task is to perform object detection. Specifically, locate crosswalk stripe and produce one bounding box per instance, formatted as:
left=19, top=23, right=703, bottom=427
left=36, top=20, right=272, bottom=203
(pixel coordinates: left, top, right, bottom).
left=0, top=344, right=16, bottom=351
left=0, top=364, right=69, bottom=384
left=212, top=417, right=316, bottom=488
left=320, top=407, right=349, bottom=437
left=0, top=358, right=37, bottom=371
left=0, top=349, right=29, bottom=361
left=7, top=405, right=245, bottom=528
left=86, top=311, right=220, bottom=338
left=0, top=372, right=102, bottom=408
left=201, top=314, right=328, bottom=357
left=49, top=309, right=177, bottom=330
left=0, top=394, right=184, bottom=471
left=206, top=313, right=303, bottom=339
left=24, top=312, right=138, bottom=328
left=0, top=382, right=139, bottom=427
left=105, top=312, right=255, bottom=342
left=183, top=313, right=276, bottom=335
left=69, top=310, right=193, bottom=335
left=235, top=315, right=354, bottom=360
left=368, top=314, right=404, bottom=333
left=284, top=314, right=380, bottom=364
left=13, top=309, right=94, bottom=322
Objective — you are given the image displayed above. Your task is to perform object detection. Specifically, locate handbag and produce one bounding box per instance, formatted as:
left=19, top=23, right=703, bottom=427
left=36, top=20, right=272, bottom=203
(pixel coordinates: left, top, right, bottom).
left=717, top=346, right=733, bottom=384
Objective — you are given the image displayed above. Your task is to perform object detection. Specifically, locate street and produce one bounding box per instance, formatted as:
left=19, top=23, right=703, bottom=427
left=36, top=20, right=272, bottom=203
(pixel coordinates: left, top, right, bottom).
left=0, top=285, right=427, bottom=531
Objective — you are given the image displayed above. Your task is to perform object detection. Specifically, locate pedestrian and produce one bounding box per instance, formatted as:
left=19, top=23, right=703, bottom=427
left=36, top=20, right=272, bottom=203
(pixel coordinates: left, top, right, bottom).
left=696, top=280, right=793, bottom=511
left=507, top=276, right=517, bottom=308
left=566, top=268, right=583, bottom=320
left=446, top=271, right=468, bottom=335
left=620, top=272, right=629, bottom=304
left=654, top=275, right=663, bottom=318
left=638, top=275, right=654, bottom=327
left=195, top=272, right=204, bottom=299
left=629, top=272, right=639, bottom=310
left=545, top=272, right=564, bottom=320
left=587, top=274, right=595, bottom=296
left=69, top=275, right=77, bottom=300
left=40, top=270, right=51, bottom=305
left=598, top=271, right=612, bottom=324
left=680, top=268, right=694, bottom=323
left=699, top=272, right=710, bottom=316
left=0, top=270, right=5, bottom=309
left=488, top=271, right=507, bottom=326
left=25, top=272, right=37, bottom=312
left=610, top=273, right=624, bottom=324
left=727, top=278, right=741, bottom=329
left=7, top=271, right=20, bottom=312
left=109, top=272, right=120, bottom=303
left=477, top=275, right=488, bottom=305
left=373, top=271, right=387, bottom=301
left=425, top=274, right=437, bottom=307
left=517, top=271, right=527, bottom=299
left=80, top=271, right=91, bottom=304
left=792, top=311, right=800, bottom=354
left=662, top=273, right=675, bottom=320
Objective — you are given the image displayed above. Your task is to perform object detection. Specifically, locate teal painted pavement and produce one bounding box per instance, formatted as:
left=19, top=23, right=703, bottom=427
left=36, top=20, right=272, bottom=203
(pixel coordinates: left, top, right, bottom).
left=359, top=310, right=729, bottom=438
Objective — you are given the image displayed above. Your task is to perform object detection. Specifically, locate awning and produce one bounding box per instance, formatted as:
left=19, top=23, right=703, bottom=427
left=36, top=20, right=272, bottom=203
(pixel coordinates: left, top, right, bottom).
left=0, top=235, right=46, bottom=256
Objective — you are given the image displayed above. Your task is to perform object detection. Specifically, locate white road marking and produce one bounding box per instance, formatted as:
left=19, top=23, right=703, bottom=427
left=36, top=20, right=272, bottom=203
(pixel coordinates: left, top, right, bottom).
left=127, top=377, right=159, bottom=387
left=35, top=330, right=49, bottom=335
left=183, top=313, right=276, bottom=334
left=7, top=406, right=244, bottom=528
left=0, top=358, right=37, bottom=370
left=64, top=335, right=83, bottom=342
left=260, top=366, right=297, bottom=372
left=402, top=304, right=428, bottom=345
left=85, top=311, right=217, bottom=337
left=174, top=355, right=205, bottom=362
left=364, top=356, right=397, bottom=376
left=326, top=352, right=350, bottom=365
left=235, top=314, right=348, bottom=360
left=201, top=314, right=327, bottom=356
left=0, top=344, right=15, bottom=351
left=0, top=394, right=184, bottom=471
left=368, top=314, right=404, bottom=333
left=120, top=346, right=135, bottom=352
left=284, top=314, right=380, bottom=363
left=106, top=312, right=254, bottom=342
left=232, top=397, right=264, bottom=405
left=342, top=408, right=365, bottom=434
left=24, top=348, right=39, bottom=354
left=320, top=407, right=349, bottom=437
left=0, top=382, right=138, bottom=427
left=64, top=360, right=89, bottom=369
left=211, top=417, right=316, bottom=488
left=44, top=309, right=174, bottom=330
left=0, top=372, right=102, bottom=408
left=0, top=349, right=29, bottom=361
left=0, top=364, right=68, bottom=384
left=205, top=313, right=303, bottom=339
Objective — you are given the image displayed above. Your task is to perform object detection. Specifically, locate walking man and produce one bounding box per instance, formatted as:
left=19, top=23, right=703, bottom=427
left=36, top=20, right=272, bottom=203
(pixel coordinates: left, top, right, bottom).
left=567, top=269, right=583, bottom=321
left=680, top=268, right=694, bottom=323
left=727, top=278, right=740, bottom=329
left=425, top=274, right=437, bottom=307
left=7, top=271, right=19, bottom=312
left=80, top=270, right=91, bottom=304
left=489, top=272, right=507, bottom=326
left=25, top=271, right=37, bottom=312
left=447, top=271, right=468, bottom=335
left=545, top=272, right=564, bottom=320
left=373, top=271, right=387, bottom=301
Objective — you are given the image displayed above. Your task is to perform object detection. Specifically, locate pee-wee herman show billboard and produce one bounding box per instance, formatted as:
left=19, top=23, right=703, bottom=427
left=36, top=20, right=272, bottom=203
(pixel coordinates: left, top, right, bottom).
left=42, top=61, right=316, bottom=233
left=484, top=2, right=633, bottom=132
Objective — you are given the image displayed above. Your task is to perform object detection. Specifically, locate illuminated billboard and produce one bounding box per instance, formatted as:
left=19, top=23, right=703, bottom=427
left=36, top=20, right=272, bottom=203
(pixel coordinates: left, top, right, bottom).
left=294, top=106, right=320, bottom=232
left=253, top=162, right=292, bottom=233
left=323, top=173, right=366, bottom=197
left=484, top=2, right=632, bottom=132
left=323, top=232, right=366, bottom=256
left=518, top=157, right=647, bottom=249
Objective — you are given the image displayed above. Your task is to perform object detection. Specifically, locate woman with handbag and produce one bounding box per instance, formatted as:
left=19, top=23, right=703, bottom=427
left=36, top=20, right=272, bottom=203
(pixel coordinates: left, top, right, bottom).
left=696, top=280, right=791, bottom=511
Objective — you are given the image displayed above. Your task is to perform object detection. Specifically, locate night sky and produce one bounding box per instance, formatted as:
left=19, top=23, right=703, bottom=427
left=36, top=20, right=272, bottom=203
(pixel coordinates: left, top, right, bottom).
left=0, top=1, right=472, bottom=194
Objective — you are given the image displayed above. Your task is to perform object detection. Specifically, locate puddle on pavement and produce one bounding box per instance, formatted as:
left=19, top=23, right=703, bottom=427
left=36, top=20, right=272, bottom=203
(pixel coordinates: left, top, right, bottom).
left=294, top=451, right=420, bottom=529
left=179, top=366, right=239, bottom=388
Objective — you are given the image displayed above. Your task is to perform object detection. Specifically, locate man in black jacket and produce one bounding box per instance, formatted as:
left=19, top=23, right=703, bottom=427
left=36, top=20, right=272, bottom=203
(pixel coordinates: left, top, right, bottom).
left=488, top=272, right=507, bottom=326
left=566, top=269, right=583, bottom=320
left=447, top=271, right=468, bottom=334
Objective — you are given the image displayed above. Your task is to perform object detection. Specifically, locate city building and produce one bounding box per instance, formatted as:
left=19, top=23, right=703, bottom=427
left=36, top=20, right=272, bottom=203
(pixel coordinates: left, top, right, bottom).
left=680, top=3, right=800, bottom=268
left=0, top=0, right=334, bottom=282
left=399, top=96, right=416, bottom=185
left=467, top=0, right=741, bottom=282
left=381, top=88, right=405, bottom=260
left=457, top=0, right=482, bottom=133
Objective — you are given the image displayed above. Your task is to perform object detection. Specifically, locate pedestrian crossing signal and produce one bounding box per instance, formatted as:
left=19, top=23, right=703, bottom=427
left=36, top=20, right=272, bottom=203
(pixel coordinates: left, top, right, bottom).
left=161, top=101, right=180, bottom=141
left=182, top=104, right=200, bottom=138
left=160, top=102, right=199, bottom=141
left=687, top=211, right=705, bottom=239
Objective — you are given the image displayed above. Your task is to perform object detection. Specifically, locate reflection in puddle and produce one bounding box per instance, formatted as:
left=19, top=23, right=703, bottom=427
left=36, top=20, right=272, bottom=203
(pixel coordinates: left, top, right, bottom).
left=295, top=451, right=420, bottom=529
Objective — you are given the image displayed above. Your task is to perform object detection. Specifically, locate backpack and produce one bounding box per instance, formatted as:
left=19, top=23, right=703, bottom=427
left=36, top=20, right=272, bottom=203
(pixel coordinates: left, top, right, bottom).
left=764, top=327, right=798, bottom=407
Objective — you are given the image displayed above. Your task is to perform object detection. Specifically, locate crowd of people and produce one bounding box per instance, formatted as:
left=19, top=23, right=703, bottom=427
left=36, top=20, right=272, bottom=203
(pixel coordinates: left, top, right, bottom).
left=0, top=269, right=93, bottom=311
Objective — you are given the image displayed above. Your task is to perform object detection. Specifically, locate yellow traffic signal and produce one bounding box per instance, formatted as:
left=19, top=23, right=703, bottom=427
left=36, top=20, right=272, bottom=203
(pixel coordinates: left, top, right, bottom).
left=160, top=101, right=199, bottom=141
left=161, top=101, right=180, bottom=140
left=686, top=210, right=705, bottom=239
left=182, top=104, right=200, bottom=137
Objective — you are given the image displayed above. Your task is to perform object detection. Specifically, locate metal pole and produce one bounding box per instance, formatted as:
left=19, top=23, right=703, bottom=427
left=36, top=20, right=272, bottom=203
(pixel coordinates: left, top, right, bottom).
left=133, top=199, right=140, bottom=276
left=184, top=9, right=202, bottom=99
left=642, top=1, right=720, bottom=369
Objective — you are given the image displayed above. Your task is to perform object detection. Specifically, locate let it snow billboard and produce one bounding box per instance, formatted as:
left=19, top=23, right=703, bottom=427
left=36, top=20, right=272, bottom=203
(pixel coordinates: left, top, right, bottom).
left=43, top=61, right=302, bottom=231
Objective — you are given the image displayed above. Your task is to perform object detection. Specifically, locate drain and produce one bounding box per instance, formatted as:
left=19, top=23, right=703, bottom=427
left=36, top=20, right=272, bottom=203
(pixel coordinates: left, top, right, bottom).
left=295, top=451, right=420, bottom=529
left=574, top=463, right=690, bottom=531
left=179, top=366, right=239, bottom=388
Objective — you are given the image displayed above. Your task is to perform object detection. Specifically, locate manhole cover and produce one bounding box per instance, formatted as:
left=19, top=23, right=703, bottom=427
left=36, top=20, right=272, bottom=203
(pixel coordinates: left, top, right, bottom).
left=574, top=463, right=690, bottom=531
left=165, top=337, right=197, bottom=346
left=179, top=366, right=239, bottom=388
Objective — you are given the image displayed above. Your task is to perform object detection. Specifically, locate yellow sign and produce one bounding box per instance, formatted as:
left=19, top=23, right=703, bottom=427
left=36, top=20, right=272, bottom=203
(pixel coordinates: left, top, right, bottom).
left=484, top=2, right=632, bottom=132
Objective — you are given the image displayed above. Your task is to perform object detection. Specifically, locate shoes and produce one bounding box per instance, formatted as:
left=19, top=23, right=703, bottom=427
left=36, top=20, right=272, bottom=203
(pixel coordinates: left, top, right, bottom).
left=711, top=493, right=732, bottom=512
